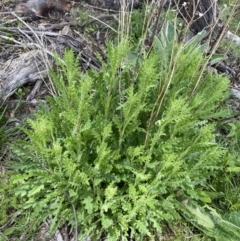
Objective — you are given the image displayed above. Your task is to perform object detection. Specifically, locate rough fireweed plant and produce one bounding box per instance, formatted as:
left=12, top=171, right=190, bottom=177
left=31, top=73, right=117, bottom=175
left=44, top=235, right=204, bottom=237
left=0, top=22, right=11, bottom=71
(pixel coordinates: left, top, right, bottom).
left=11, top=28, right=233, bottom=240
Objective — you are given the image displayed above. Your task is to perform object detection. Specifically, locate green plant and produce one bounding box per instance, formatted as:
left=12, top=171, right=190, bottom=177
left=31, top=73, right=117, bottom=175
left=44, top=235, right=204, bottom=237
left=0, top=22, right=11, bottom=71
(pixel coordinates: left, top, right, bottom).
left=0, top=172, right=23, bottom=239
left=220, top=0, right=240, bottom=36
left=212, top=121, right=240, bottom=213
left=9, top=21, right=237, bottom=240
left=178, top=199, right=240, bottom=241
left=0, top=107, right=24, bottom=240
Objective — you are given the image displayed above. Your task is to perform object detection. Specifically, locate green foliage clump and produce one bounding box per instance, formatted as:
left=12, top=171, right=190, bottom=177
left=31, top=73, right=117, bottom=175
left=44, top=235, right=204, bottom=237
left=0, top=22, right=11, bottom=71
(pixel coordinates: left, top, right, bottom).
left=0, top=171, right=21, bottom=238
left=0, top=108, right=22, bottom=239
left=0, top=173, right=16, bottom=226
left=10, top=32, right=235, bottom=240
